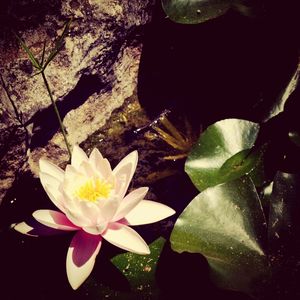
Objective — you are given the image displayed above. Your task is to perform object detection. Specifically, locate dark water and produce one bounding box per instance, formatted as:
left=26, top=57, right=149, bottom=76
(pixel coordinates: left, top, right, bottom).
left=1, top=1, right=300, bottom=299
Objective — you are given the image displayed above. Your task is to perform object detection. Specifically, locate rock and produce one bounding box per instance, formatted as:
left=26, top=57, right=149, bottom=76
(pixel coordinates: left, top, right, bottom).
left=0, top=0, right=154, bottom=204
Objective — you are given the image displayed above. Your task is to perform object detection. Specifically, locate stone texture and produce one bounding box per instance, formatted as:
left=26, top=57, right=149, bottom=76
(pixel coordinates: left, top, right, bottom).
left=0, top=0, right=154, bottom=204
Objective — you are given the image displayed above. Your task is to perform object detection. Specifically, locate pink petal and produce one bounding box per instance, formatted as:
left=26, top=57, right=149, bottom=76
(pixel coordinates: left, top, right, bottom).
left=14, top=220, right=65, bottom=236
left=71, top=145, right=88, bottom=170
left=33, top=210, right=79, bottom=231
left=125, top=200, right=175, bottom=225
left=39, top=159, right=64, bottom=182
left=112, top=151, right=138, bottom=199
left=102, top=223, right=150, bottom=255
left=112, top=187, right=149, bottom=222
left=89, top=148, right=112, bottom=179
left=67, top=231, right=102, bottom=290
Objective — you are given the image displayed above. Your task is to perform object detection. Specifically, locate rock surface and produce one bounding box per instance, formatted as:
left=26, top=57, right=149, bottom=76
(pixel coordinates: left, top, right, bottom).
left=0, top=0, right=154, bottom=204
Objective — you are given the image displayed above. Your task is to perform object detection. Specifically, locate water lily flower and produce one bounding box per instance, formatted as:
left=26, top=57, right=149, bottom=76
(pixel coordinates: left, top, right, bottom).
left=15, top=145, right=175, bottom=289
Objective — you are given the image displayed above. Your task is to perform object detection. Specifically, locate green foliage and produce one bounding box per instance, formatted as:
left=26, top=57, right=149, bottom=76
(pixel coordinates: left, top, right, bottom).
left=162, top=0, right=231, bottom=24
left=16, top=19, right=72, bottom=159
left=185, top=119, right=261, bottom=191
left=262, top=63, right=299, bottom=122
left=15, top=34, right=41, bottom=69
left=268, top=172, right=300, bottom=252
left=16, top=18, right=72, bottom=73
left=43, top=18, right=72, bottom=70
left=83, top=238, right=165, bottom=299
left=111, top=237, right=165, bottom=297
left=170, top=177, right=268, bottom=296
left=171, top=113, right=300, bottom=297
left=161, top=0, right=262, bottom=24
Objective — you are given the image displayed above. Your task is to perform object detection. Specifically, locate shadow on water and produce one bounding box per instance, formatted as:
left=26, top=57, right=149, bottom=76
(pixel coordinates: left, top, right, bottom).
left=1, top=1, right=300, bottom=299
left=138, top=1, right=299, bottom=127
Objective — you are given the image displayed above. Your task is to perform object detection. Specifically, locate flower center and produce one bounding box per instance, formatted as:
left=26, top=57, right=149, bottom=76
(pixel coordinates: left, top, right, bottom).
left=75, top=178, right=112, bottom=202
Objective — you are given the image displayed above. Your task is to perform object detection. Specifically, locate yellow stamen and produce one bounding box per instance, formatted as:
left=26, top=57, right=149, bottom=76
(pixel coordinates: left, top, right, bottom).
left=75, top=178, right=112, bottom=202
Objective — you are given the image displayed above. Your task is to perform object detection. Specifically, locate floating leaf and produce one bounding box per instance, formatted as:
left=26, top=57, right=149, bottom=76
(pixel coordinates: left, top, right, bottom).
left=263, top=62, right=300, bottom=122
left=185, top=118, right=260, bottom=191
left=111, top=237, right=165, bottom=298
left=161, top=0, right=231, bottom=24
left=267, top=172, right=300, bottom=298
left=170, top=177, right=268, bottom=296
left=268, top=172, right=300, bottom=254
left=81, top=238, right=165, bottom=299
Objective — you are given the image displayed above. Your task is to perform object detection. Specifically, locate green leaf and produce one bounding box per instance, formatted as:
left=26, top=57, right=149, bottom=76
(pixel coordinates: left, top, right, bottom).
left=170, top=177, right=268, bottom=296
left=185, top=118, right=260, bottom=191
left=162, top=0, right=231, bottom=24
left=81, top=238, right=165, bottom=299
left=267, top=172, right=300, bottom=298
left=263, top=63, right=299, bottom=122
left=268, top=172, right=300, bottom=254
left=111, top=237, right=166, bottom=298
left=40, top=40, right=47, bottom=66
left=43, top=19, right=72, bottom=70
left=15, top=34, right=41, bottom=69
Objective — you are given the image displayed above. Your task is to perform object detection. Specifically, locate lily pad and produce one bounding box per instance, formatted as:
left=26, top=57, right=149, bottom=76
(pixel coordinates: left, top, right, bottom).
left=170, top=177, right=268, bottom=296
left=81, top=238, right=166, bottom=299
left=268, top=172, right=300, bottom=253
left=267, top=172, right=300, bottom=298
left=185, top=118, right=260, bottom=191
left=161, top=0, right=231, bottom=24
left=263, top=63, right=299, bottom=122
left=111, top=237, right=165, bottom=297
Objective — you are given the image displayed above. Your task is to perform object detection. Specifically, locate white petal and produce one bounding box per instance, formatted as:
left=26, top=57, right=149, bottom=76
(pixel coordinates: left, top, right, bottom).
left=33, top=210, right=79, bottom=231
left=71, top=145, right=88, bottom=170
left=39, top=172, right=64, bottom=210
left=67, top=231, right=102, bottom=290
left=39, top=159, right=64, bottom=182
left=14, top=222, right=38, bottom=237
left=112, top=187, right=149, bottom=222
left=63, top=168, right=85, bottom=199
left=83, top=221, right=108, bottom=235
left=113, top=150, right=138, bottom=198
left=125, top=200, right=175, bottom=225
left=40, top=171, right=61, bottom=190
left=98, top=196, right=120, bottom=221
left=78, top=161, right=95, bottom=177
left=42, top=182, right=66, bottom=213
left=65, top=164, right=83, bottom=180
left=63, top=198, right=104, bottom=229
left=102, top=223, right=150, bottom=255
left=89, top=148, right=112, bottom=179
left=14, top=220, right=65, bottom=236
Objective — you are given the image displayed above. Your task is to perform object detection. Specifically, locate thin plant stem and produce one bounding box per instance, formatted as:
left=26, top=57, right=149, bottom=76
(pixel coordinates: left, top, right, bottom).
left=41, top=71, right=71, bottom=159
